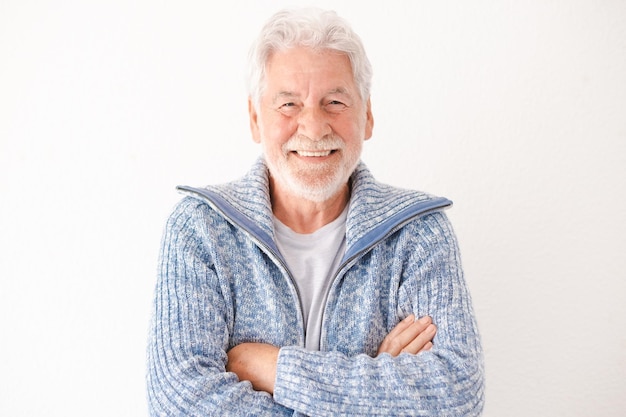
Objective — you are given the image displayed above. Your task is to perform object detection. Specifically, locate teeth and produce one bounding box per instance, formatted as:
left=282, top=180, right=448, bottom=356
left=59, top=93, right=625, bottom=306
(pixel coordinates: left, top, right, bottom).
left=297, top=150, right=332, bottom=157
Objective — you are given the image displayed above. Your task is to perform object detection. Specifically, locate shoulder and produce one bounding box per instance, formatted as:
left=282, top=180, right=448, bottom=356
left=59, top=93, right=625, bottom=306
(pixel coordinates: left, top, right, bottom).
left=162, top=196, right=215, bottom=240
left=346, top=163, right=453, bottom=245
left=350, top=163, right=450, bottom=214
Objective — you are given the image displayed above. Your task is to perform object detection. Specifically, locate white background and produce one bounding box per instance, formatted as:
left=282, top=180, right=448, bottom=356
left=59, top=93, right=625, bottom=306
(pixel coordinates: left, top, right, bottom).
left=1, top=1, right=625, bottom=416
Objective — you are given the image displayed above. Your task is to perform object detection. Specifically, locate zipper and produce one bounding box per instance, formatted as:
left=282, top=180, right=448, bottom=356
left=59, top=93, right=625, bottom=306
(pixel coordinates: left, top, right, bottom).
left=318, top=201, right=451, bottom=351
left=177, top=186, right=307, bottom=346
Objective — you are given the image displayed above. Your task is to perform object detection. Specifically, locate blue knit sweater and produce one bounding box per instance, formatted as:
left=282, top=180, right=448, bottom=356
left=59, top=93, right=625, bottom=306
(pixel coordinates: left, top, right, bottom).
left=147, top=158, right=484, bottom=416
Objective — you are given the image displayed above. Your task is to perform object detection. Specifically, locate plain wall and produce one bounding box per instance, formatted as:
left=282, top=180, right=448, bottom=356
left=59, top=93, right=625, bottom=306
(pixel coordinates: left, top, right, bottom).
left=1, top=0, right=625, bottom=415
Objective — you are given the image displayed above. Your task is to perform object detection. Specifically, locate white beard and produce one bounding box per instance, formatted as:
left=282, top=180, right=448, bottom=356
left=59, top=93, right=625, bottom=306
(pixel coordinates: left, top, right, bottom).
left=263, top=134, right=361, bottom=203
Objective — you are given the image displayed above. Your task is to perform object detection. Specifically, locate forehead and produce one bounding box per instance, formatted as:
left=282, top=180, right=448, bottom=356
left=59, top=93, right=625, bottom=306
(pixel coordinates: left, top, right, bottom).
left=264, top=47, right=356, bottom=92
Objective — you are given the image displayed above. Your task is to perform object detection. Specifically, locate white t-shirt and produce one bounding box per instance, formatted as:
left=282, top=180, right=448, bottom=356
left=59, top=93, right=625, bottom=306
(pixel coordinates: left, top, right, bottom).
left=273, top=207, right=348, bottom=350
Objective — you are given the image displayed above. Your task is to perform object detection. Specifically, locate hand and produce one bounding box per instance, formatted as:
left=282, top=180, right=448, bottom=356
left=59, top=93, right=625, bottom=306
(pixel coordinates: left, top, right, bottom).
left=377, top=314, right=437, bottom=357
left=226, top=342, right=279, bottom=394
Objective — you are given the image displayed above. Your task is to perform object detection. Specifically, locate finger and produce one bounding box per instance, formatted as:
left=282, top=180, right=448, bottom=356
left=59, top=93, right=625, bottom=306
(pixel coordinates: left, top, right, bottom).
left=418, top=341, right=433, bottom=353
left=377, top=315, right=416, bottom=355
left=378, top=316, right=433, bottom=356
left=401, top=324, right=437, bottom=355
left=393, top=316, right=432, bottom=350
left=385, top=314, right=415, bottom=339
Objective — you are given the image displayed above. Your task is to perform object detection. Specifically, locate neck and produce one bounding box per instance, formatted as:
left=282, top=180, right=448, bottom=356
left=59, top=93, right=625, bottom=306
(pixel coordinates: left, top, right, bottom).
left=270, top=179, right=350, bottom=234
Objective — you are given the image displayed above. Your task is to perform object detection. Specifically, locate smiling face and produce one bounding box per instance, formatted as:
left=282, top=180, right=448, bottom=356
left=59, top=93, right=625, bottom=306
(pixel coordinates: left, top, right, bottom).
left=249, top=47, right=374, bottom=203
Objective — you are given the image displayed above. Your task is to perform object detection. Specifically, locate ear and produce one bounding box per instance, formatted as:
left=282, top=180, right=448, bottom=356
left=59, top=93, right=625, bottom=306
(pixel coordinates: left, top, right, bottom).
left=248, top=97, right=261, bottom=143
left=364, top=98, right=374, bottom=140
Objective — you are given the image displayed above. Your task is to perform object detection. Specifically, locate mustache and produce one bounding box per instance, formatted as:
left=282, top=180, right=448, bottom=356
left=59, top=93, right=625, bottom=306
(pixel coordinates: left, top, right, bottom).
left=282, top=135, right=344, bottom=152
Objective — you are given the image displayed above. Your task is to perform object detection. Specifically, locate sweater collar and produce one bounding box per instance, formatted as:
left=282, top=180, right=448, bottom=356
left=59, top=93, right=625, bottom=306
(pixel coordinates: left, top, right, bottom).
left=178, top=157, right=451, bottom=258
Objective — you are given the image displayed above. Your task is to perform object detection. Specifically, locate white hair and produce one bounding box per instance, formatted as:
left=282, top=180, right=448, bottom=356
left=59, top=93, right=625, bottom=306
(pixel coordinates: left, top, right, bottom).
left=247, top=8, right=373, bottom=107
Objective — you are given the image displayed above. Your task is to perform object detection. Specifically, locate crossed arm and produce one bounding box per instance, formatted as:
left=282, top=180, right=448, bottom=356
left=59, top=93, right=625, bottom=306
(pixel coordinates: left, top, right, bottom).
left=226, top=314, right=437, bottom=394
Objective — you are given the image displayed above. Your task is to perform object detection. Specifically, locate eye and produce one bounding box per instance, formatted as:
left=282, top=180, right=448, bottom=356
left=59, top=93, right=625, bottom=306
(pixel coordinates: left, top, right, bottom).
left=326, top=100, right=348, bottom=112
left=277, top=102, right=299, bottom=115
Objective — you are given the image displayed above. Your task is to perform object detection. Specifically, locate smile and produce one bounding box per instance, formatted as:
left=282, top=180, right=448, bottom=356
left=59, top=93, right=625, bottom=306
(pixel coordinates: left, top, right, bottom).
left=295, top=150, right=336, bottom=157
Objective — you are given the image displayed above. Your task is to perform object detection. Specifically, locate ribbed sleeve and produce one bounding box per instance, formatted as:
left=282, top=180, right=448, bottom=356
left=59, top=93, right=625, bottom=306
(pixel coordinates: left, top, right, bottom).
left=273, top=212, right=484, bottom=416
left=146, top=198, right=293, bottom=416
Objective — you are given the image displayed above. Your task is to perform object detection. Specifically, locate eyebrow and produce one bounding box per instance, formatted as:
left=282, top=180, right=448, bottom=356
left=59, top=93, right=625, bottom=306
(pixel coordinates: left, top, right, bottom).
left=272, top=91, right=299, bottom=103
left=327, top=87, right=350, bottom=96
left=271, top=88, right=352, bottom=103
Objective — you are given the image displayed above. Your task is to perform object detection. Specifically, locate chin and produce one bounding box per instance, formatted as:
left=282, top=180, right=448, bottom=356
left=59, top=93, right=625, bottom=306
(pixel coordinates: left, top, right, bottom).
left=265, top=151, right=359, bottom=203
left=284, top=170, right=350, bottom=203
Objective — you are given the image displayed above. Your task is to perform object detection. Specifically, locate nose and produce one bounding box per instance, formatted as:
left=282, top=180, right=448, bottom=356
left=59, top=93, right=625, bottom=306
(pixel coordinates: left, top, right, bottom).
left=297, top=106, right=332, bottom=140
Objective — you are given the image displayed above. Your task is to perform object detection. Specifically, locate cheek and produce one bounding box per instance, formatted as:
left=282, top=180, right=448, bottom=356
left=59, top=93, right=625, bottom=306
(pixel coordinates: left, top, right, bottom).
left=334, top=118, right=366, bottom=143
left=263, top=117, right=297, bottom=144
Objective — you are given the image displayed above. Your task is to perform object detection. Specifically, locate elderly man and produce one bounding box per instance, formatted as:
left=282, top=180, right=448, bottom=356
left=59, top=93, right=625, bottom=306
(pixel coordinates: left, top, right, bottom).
left=147, top=8, right=484, bottom=416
